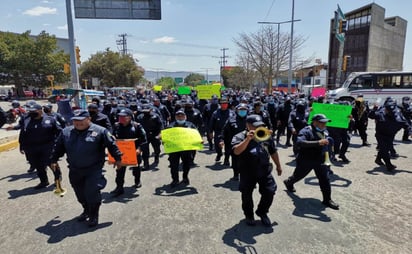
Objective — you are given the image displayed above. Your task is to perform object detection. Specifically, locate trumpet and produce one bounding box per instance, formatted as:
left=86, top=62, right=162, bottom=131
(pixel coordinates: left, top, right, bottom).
left=52, top=164, right=67, bottom=197
left=254, top=126, right=271, bottom=142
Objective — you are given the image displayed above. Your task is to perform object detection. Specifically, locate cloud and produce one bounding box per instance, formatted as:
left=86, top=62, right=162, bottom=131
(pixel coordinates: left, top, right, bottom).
left=23, top=6, right=57, bottom=16
left=41, top=0, right=52, bottom=3
left=153, top=36, right=177, bottom=44
left=57, top=24, right=68, bottom=30
left=166, top=58, right=178, bottom=65
left=43, top=23, right=51, bottom=27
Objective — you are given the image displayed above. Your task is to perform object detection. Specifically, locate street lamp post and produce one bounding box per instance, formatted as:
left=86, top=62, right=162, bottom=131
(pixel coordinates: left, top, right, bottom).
left=258, top=18, right=301, bottom=93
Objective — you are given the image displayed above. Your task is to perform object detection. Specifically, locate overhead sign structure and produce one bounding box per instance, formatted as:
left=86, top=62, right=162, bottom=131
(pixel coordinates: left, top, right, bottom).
left=74, top=0, right=161, bottom=20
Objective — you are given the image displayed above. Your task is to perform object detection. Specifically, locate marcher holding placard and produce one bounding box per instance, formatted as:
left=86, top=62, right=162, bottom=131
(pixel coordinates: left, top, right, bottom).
left=283, top=114, right=339, bottom=210
left=111, top=109, right=147, bottom=197
left=165, top=110, right=199, bottom=188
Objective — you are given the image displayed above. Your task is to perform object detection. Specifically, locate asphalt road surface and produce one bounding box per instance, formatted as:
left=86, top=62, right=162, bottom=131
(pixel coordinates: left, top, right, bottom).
left=0, top=116, right=411, bottom=254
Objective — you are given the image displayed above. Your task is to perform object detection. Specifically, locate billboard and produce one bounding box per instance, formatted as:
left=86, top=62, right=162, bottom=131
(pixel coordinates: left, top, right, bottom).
left=74, top=0, right=161, bottom=20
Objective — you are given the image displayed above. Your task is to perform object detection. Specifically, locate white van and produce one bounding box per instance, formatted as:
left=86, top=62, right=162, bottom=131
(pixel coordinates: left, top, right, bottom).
left=0, top=85, right=15, bottom=100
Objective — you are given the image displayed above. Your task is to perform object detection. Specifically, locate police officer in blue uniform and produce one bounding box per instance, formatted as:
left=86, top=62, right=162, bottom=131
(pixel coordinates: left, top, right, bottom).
left=136, top=104, right=163, bottom=170
left=283, top=114, right=340, bottom=210
left=50, top=110, right=122, bottom=227
left=43, top=103, right=66, bottom=128
left=209, top=97, right=234, bottom=162
left=368, top=101, right=412, bottom=170
left=111, top=109, right=147, bottom=197
left=19, top=103, right=62, bottom=188
left=88, top=103, right=113, bottom=133
left=232, top=114, right=282, bottom=226
left=219, top=103, right=249, bottom=180
left=165, top=110, right=199, bottom=188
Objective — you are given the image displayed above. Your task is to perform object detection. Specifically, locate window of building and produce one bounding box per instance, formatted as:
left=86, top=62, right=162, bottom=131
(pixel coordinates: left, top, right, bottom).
left=402, top=75, right=412, bottom=87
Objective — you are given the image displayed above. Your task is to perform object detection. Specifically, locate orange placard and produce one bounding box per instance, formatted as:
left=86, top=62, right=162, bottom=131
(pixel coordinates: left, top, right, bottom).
left=108, top=139, right=138, bottom=166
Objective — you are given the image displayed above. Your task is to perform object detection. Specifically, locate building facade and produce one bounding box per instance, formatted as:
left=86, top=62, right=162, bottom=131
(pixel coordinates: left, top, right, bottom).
left=328, top=3, right=407, bottom=87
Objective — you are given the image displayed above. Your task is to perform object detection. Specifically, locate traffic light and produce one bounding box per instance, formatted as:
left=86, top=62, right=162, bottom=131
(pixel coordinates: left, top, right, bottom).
left=63, top=63, right=70, bottom=74
left=75, top=46, right=81, bottom=64
left=339, top=19, right=347, bottom=34
left=342, top=55, right=350, bottom=71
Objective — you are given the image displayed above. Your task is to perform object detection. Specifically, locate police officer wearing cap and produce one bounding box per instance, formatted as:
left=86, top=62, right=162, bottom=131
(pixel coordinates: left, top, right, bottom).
left=136, top=104, right=163, bottom=170
left=232, top=114, right=282, bottom=226
left=283, top=114, right=340, bottom=210
left=288, top=99, right=309, bottom=156
left=88, top=103, right=113, bottom=133
left=111, top=108, right=147, bottom=197
left=18, top=103, right=62, bottom=189
left=368, top=100, right=412, bottom=170
left=165, top=110, right=199, bottom=188
left=50, top=109, right=122, bottom=227
left=219, top=103, right=249, bottom=180
left=209, top=97, right=235, bottom=162
left=43, top=103, right=66, bottom=128
left=276, top=96, right=293, bottom=146
left=202, top=95, right=219, bottom=151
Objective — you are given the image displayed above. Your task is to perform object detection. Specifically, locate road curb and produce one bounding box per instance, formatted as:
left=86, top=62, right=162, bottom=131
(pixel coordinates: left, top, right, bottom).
left=0, top=138, right=19, bottom=152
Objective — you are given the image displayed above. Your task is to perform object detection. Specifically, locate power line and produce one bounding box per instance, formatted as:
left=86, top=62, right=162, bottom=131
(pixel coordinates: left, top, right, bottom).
left=263, top=0, right=277, bottom=21
left=129, top=36, right=221, bottom=49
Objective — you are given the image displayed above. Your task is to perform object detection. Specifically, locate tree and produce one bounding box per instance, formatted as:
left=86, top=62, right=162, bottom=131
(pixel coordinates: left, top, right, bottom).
left=184, top=73, right=204, bottom=86
left=79, top=48, right=144, bottom=88
left=221, top=65, right=257, bottom=90
left=234, top=25, right=308, bottom=89
left=0, top=31, right=70, bottom=96
left=157, top=77, right=176, bottom=89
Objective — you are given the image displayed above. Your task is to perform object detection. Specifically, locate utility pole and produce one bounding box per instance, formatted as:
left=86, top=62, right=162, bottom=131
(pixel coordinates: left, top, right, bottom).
left=219, top=48, right=229, bottom=84
left=288, top=0, right=297, bottom=93
left=116, top=33, right=128, bottom=55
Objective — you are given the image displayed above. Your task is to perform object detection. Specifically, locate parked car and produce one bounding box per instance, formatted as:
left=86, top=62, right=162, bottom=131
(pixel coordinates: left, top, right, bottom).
left=24, top=90, right=34, bottom=97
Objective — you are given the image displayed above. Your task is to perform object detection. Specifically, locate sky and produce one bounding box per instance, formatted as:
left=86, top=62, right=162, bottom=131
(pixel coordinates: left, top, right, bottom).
left=1, top=0, right=411, bottom=75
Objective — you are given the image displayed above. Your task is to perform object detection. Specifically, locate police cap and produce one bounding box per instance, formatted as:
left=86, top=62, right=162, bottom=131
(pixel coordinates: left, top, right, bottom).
left=246, top=114, right=265, bottom=127
left=71, top=109, right=90, bottom=120
left=311, top=114, right=331, bottom=123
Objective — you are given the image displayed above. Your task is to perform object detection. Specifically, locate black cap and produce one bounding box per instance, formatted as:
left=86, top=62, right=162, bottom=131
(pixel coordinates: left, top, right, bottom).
left=87, top=103, right=98, bottom=110
left=141, top=104, right=151, bottom=112
left=42, top=103, right=53, bottom=109
left=311, top=114, right=331, bottom=123
left=71, top=109, right=90, bottom=120
left=118, top=108, right=133, bottom=117
left=246, top=114, right=265, bottom=127
left=384, top=102, right=397, bottom=111
left=175, top=110, right=186, bottom=116
left=236, top=103, right=248, bottom=110
left=27, top=103, right=42, bottom=111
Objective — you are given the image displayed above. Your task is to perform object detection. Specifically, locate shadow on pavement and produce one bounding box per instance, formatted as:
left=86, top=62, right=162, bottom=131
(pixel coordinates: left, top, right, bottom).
left=222, top=219, right=275, bottom=253
left=8, top=185, right=54, bottom=199
left=213, top=179, right=238, bottom=192
left=285, top=159, right=296, bottom=167
left=0, top=172, right=37, bottom=182
left=102, top=187, right=140, bottom=204
left=205, top=163, right=229, bottom=171
left=36, top=216, right=112, bottom=243
left=154, top=184, right=198, bottom=197
left=304, top=174, right=352, bottom=188
left=285, top=191, right=331, bottom=222
left=366, top=166, right=412, bottom=175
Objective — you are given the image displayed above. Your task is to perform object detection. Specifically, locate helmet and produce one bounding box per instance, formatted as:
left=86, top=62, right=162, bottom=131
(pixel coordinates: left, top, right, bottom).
left=11, top=100, right=20, bottom=108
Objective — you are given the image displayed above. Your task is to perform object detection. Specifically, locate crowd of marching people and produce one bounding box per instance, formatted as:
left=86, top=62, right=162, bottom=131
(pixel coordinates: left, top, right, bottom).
left=3, top=87, right=412, bottom=227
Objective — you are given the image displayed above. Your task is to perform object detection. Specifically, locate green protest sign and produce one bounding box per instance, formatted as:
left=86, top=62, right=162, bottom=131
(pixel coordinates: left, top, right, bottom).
left=177, top=86, right=191, bottom=95
left=308, top=102, right=352, bottom=128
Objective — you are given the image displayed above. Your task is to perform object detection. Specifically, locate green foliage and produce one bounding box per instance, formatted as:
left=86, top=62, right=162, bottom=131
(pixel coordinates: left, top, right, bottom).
left=157, top=77, right=176, bottom=89
left=79, top=48, right=144, bottom=87
left=184, top=73, right=204, bottom=86
left=0, top=31, right=70, bottom=96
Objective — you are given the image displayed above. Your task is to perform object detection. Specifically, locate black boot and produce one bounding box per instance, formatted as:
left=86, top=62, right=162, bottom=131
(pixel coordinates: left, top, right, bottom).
left=322, top=192, right=339, bottom=210
left=88, top=203, right=100, bottom=227
left=132, top=166, right=142, bottom=188
left=110, top=187, right=124, bottom=197
left=77, top=203, right=88, bottom=222
left=223, top=156, right=230, bottom=166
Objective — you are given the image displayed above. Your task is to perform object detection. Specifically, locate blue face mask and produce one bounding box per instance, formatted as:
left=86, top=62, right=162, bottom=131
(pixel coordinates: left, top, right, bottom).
left=176, top=119, right=186, bottom=125
left=237, top=110, right=248, bottom=117
left=315, top=126, right=326, bottom=132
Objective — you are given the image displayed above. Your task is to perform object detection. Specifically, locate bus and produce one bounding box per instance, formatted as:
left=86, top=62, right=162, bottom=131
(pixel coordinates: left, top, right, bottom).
left=327, top=71, right=412, bottom=103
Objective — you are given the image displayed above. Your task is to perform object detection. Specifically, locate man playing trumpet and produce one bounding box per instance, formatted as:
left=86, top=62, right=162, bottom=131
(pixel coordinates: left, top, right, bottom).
left=232, top=114, right=282, bottom=227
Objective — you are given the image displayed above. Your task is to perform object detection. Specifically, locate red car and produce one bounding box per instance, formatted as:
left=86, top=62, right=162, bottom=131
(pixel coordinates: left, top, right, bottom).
left=23, top=91, right=34, bottom=97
